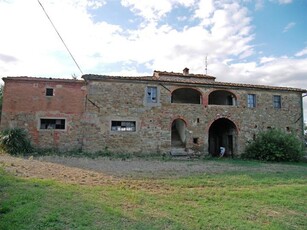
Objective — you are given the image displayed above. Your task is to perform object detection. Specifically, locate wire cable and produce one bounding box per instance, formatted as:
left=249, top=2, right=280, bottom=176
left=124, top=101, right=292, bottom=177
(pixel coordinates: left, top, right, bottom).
left=37, top=0, right=83, bottom=75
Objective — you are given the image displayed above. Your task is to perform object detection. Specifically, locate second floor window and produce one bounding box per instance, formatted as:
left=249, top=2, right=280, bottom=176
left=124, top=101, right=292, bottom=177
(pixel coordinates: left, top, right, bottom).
left=247, top=94, right=256, bottom=108
left=146, top=86, right=157, bottom=103
left=46, top=88, right=54, bottom=96
left=273, top=95, right=281, bottom=108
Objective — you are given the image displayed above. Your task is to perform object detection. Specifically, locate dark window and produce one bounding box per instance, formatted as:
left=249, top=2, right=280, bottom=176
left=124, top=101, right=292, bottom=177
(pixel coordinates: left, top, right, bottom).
left=193, top=137, right=199, bottom=144
left=273, top=95, right=281, bottom=108
left=146, top=87, right=157, bottom=103
left=247, top=94, right=256, bottom=108
left=111, top=121, right=136, bottom=132
left=208, top=90, right=236, bottom=105
left=40, top=119, right=65, bottom=130
left=171, top=88, right=201, bottom=104
left=46, top=88, right=54, bottom=96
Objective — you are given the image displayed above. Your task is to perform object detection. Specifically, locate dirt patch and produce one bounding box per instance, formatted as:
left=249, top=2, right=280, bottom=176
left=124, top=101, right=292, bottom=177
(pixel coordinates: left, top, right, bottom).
left=0, top=154, right=306, bottom=186
left=0, top=154, right=118, bottom=186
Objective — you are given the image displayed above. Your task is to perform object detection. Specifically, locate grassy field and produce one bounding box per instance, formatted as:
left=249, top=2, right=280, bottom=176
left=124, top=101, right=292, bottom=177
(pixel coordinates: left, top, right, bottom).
left=0, top=160, right=306, bottom=230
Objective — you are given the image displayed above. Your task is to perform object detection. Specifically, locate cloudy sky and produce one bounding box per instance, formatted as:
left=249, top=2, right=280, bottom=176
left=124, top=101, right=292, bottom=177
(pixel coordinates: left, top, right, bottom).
left=0, top=0, right=306, bottom=121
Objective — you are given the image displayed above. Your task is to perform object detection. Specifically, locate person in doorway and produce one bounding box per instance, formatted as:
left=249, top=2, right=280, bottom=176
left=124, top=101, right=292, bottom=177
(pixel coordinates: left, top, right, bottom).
left=219, top=146, right=225, bottom=158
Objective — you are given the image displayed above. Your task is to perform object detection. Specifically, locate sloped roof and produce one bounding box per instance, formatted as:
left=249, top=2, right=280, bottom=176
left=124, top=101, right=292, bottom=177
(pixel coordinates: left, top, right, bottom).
left=82, top=72, right=307, bottom=93
left=2, top=76, right=84, bottom=83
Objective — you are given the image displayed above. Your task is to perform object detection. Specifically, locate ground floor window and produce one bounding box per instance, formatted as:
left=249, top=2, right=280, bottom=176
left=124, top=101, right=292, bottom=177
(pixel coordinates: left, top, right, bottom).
left=111, top=121, right=136, bottom=132
left=40, top=118, right=65, bottom=130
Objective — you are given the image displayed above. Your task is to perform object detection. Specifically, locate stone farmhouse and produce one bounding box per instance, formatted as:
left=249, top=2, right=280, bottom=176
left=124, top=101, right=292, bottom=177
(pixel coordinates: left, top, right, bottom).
left=1, top=68, right=306, bottom=156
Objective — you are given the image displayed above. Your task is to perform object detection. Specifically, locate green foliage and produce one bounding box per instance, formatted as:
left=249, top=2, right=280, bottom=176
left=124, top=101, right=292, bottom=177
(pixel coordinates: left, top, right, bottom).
left=0, top=128, right=33, bottom=155
left=242, top=129, right=304, bottom=162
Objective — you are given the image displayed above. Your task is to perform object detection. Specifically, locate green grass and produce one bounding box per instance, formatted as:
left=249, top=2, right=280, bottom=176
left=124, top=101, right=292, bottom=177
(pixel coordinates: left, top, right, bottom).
left=0, top=163, right=306, bottom=229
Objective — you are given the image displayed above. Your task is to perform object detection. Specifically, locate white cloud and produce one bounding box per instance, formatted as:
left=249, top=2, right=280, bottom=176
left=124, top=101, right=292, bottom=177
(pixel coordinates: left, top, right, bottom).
left=295, top=47, right=307, bottom=57
left=0, top=0, right=306, bottom=120
left=259, top=56, right=276, bottom=64
left=120, top=0, right=195, bottom=22
left=277, top=0, right=293, bottom=4
left=283, top=22, right=296, bottom=33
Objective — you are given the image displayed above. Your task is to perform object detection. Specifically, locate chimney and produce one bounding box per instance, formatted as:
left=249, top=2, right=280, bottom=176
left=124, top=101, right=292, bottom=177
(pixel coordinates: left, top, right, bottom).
left=183, top=67, right=189, bottom=75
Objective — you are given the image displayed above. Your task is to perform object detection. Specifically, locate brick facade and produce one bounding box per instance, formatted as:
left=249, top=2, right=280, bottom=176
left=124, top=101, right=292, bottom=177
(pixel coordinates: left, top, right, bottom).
left=1, top=70, right=306, bottom=156
left=1, top=77, right=86, bottom=151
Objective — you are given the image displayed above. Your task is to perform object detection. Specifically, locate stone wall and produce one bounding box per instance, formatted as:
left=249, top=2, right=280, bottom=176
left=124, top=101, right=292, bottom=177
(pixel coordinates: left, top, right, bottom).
left=1, top=76, right=304, bottom=155
left=82, top=79, right=304, bottom=155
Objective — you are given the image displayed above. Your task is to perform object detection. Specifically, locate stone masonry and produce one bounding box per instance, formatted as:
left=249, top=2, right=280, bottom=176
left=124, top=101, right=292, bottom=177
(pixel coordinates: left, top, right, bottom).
left=1, top=69, right=306, bottom=156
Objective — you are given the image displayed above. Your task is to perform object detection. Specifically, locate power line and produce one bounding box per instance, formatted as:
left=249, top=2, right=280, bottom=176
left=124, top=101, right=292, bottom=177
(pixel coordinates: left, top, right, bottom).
left=37, top=0, right=83, bottom=75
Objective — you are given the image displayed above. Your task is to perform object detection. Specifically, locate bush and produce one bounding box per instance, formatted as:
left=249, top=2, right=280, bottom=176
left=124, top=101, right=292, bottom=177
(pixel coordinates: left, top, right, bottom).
left=0, top=128, right=33, bottom=155
left=242, top=129, right=304, bottom=162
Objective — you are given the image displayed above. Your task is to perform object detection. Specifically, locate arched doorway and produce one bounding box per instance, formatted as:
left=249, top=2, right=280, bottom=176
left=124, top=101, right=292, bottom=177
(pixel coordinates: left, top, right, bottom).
left=171, top=119, right=187, bottom=148
left=208, top=118, right=237, bottom=157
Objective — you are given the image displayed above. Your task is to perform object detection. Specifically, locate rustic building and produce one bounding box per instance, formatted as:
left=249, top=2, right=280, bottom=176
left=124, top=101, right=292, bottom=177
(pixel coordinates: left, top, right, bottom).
left=1, top=69, right=306, bottom=156
left=1, top=77, right=86, bottom=151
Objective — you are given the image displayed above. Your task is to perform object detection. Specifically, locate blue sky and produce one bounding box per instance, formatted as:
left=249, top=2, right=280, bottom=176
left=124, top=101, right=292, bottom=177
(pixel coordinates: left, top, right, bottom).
left=0, top=0, right=306, bottom=120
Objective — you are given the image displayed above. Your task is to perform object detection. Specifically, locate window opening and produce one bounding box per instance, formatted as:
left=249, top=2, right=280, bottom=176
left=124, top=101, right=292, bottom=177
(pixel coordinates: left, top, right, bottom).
left=111, top=121, right=136, bottom=132
left=40, top=118, right=65, bottom=130
left=247, top=94, right=256, bottom=108
left=193, top=137, right=199, bottom=144
left=46, top=88, right=54, bottom=96
left=208, top=90, right=237, bottom=105
left=273, top=95, right=281, bottom=108
left=171, top=88, right=201, bottom=104
left=146, top=87, right=157, bottom=103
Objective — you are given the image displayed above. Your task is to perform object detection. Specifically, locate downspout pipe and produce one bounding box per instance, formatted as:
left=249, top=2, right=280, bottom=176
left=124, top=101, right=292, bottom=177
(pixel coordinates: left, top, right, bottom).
left=301, top=93, right=307, bottom=140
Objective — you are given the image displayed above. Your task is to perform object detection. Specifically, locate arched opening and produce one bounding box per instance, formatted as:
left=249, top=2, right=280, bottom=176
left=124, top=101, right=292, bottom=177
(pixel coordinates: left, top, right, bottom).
left=171, top=119, right=186, bottom=148
left=208, top=118, right=237, bottom=157
left=171, top=88, right=201, bottom=104
left=208, top=90, right=237, bottom=105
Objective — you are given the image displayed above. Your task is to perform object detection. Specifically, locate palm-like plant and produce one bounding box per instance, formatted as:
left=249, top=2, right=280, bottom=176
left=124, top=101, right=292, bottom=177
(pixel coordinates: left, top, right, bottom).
left=0, top=128, right=33, bottom=155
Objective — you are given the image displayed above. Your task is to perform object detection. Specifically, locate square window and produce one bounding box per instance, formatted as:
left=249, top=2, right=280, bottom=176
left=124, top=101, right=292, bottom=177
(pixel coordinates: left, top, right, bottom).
left=40, top=118, right=65, bottom=130
left=111, top=121, right=136, bottom=132
left=247, top=94, right=256, bottom=108
left=273, top=95, right=281, bottom=108
left=146, top=86, right=157, bottom=103
left=46, top=88, right=54, bottom=96
left=193, top=137, right=199, bottom=144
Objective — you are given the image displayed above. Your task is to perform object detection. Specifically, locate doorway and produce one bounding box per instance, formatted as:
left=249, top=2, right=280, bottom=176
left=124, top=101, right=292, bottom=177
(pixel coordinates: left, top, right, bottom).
left=208, top=118, right=237, bottom=157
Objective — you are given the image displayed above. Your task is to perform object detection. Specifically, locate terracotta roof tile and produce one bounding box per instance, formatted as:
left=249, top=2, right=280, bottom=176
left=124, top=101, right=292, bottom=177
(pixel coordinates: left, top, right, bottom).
left=82, top=73, right=307, bottom=93
left=2, top=76, right=84, bottom=83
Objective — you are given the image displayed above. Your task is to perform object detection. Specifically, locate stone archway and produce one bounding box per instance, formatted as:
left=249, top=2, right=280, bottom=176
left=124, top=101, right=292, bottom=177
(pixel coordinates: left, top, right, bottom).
left=208, top=118, right=237, bottom=157
left=171, top=119, right=187, bottom=148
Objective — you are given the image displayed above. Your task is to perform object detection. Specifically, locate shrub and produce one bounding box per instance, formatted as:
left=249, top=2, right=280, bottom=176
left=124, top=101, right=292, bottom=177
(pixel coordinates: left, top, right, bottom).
left=0, top=128, right=33, bottom=155
left=242, top=129, right=304, bottom=162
